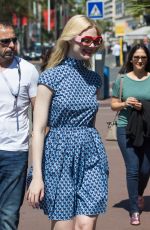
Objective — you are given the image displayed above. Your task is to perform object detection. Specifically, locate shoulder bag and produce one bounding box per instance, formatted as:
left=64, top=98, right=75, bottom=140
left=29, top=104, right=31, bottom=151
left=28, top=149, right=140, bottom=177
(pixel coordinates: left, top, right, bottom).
left=106, top=77, right=123, bottom=141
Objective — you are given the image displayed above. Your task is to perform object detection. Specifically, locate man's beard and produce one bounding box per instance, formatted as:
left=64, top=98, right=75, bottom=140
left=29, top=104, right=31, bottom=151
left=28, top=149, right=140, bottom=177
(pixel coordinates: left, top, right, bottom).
left=0, top=50, right=14, bottom=59
left=0, top=50, right=14, bottom=66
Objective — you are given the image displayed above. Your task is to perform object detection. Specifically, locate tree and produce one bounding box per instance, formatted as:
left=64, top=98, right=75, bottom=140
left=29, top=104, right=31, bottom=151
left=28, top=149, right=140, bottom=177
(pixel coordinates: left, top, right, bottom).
left=74, top=0, right=86, bottom=14
left=0, top=0, right=36, bottom=22
left=97, top=21, right=113, bottom=33
left=123, top=0, right=150, bottom=20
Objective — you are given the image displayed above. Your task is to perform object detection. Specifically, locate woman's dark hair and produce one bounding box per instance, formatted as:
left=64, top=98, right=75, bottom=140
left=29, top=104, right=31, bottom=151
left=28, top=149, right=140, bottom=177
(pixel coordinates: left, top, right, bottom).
left=41, top=46, right=54, bottom=72
left=119, top=43, right=150, bottom=74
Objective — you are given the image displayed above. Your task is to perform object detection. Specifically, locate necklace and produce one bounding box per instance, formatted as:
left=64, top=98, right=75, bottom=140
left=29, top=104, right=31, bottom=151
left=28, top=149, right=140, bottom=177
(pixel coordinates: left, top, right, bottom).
left=0, top=57, right=21, bottom=131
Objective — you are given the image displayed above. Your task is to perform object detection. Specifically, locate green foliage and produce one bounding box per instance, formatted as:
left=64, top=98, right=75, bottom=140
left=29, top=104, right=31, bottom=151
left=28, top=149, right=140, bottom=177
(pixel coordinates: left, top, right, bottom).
left=73, top=0, right=86, bottom=14
left=0, top=0, right=41, bottom=22
left=124, top=0, right=150, bottom=17
left=97, top=20, right=113, bottom=33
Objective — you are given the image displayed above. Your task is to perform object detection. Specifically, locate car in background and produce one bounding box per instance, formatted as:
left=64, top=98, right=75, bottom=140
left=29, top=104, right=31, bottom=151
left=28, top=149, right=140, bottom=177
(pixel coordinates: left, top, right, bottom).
left=34, top=42, right=42, bottom=60
left=22, top=42, right=42, bottom=61
left=22, top=49, right=31, bottom=60
left=22, top=42, right=54, bottom=61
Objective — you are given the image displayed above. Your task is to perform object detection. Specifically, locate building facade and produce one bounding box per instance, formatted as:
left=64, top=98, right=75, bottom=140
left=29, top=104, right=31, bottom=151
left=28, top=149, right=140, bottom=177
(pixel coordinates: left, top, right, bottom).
left=103, top=0, right=141, bottom=37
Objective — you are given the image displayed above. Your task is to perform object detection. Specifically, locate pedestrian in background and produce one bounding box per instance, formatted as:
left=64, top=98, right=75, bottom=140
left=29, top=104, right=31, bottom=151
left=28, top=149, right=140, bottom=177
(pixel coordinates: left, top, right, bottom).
left=122, top=41, right=128, bottom=64
left=26, top=14, right=108, bottom=230
left=143, top=36, right=150, bottom=52
left=0, top=21, right=39, bottom=230
left=111, top=44, right=150, bottom=226
left=112, top=41, right=120, bottom=67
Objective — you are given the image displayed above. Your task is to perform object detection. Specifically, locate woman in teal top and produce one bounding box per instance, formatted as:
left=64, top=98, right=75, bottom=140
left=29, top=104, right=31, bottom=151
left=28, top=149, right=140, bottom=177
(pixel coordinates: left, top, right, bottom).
left=111, top=44, right=150, bottom=226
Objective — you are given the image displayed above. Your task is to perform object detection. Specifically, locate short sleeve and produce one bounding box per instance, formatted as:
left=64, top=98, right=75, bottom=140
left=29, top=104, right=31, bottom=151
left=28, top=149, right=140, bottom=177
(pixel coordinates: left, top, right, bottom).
left=112, top=77, right=122, bottom=98
left=38, top=68, right=61, bottom=91
left=28, top=66, right=39, bottom=98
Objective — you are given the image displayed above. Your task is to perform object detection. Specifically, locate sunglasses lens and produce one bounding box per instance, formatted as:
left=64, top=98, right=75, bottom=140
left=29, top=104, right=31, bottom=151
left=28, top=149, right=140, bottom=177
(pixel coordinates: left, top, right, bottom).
left=81, top=37, right=92, bottom=46
left=133, top=56, right=147, bottom=61
left=0, top=37, right=17, bottom=45
left=0, top=39, right=9, bottom=44
left=81, top=36, right=102, bottom=47
left=94, top=38, right=102, bottom=46
left=12, top=37, right=17, bottom=43
left=75, top=35, right=102, bottom=47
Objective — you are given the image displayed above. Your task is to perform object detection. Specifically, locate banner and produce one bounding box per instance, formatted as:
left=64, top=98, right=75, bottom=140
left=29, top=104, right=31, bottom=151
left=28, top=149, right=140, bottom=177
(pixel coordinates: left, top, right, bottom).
left=43, top=9, right=55, bottom=30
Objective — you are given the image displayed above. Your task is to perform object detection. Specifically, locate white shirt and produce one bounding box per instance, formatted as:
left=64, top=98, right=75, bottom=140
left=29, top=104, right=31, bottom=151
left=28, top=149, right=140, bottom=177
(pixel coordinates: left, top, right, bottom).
left=0, top=56, right=39, bottom=151
left=112, top=44, right=120, bottom=56
left=123, top=43, right=128, bottom=52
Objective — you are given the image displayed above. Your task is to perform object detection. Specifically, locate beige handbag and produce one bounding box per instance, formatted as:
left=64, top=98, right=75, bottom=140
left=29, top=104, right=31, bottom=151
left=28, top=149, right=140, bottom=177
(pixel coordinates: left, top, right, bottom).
left=106, top=77, right=123, bottom=141
left=106, top=117, right=117, bottom=141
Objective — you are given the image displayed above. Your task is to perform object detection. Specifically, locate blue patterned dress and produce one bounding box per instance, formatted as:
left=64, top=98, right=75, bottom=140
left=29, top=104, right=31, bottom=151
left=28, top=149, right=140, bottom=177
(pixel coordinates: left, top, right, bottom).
left=27, top=57, right=109, bottom=220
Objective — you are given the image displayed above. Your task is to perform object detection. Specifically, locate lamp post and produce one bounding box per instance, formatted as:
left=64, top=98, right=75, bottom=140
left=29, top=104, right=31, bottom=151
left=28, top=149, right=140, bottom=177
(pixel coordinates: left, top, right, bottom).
left=47, top=0, right=51, bottom=32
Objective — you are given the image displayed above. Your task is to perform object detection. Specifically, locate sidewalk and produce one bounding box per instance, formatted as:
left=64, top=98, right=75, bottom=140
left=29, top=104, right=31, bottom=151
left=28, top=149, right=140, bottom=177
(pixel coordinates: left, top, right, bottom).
left=100, top=97, right=111, bottom=107
left=19, top=100, right=150, bottom=230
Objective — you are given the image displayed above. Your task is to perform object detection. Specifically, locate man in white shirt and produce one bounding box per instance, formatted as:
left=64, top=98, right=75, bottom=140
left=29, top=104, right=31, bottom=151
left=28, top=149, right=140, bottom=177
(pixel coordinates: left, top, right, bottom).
left=0, top=22, right=39, bottom=230
left=112, top=41, right=120, bottom=67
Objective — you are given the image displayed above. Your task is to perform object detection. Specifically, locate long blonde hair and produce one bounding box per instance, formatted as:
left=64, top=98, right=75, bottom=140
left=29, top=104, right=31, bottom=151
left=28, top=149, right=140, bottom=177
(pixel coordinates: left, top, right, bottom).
left=46, top=15, right=102, bottom=68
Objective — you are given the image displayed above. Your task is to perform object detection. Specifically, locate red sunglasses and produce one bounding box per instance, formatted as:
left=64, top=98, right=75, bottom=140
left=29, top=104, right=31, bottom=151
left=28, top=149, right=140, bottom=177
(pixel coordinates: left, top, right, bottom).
left=75, top=35, right=103, bottom=47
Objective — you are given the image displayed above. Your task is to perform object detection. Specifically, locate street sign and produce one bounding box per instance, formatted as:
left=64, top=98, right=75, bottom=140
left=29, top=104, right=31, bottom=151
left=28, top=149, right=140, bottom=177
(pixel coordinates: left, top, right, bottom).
left=115, top=24, right=126, bottom=36
left=86, top=0, right=104, bottom=20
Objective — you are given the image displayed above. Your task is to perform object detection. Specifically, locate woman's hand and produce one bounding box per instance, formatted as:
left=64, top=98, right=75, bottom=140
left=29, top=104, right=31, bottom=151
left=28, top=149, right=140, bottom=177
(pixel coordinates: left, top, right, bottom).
left=26, top=178, right=44, bottom=208
left=126, top=97, right=142, bottom=111
left=133, top=101, right=142, bottom=111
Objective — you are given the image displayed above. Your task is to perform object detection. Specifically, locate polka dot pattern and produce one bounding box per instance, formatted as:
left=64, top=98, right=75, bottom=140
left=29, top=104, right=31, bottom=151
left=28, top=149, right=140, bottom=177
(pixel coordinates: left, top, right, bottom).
left=27, top=57, right=109, bottom=220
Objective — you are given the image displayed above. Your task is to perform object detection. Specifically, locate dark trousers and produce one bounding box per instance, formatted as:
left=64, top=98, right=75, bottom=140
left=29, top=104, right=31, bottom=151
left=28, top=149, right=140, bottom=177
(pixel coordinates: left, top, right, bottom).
left=117, top=127, right=150, bottom=214
left=123, top=51, right=127, bottom=64
left=115, top=56, right=120, bottom=67
left=0, top=150, right=28, bottom=230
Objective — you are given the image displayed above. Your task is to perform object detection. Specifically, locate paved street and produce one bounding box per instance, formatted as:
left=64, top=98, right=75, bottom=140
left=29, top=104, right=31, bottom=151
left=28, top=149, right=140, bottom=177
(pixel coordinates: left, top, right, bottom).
left=18, top=56, right=149, bottom=229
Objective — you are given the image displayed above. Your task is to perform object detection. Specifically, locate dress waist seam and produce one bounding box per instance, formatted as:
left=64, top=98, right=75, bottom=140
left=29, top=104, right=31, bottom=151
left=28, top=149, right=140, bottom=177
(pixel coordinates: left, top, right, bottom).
left=50, top=126, right=95, bottom=130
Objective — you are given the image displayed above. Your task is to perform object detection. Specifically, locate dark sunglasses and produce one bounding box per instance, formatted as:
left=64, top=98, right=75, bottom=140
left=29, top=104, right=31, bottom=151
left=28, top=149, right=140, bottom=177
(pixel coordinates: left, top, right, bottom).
left=133, top=56, right=147, bottom=62
left=0, top=37, right=17, bottom=46
left=75, top=35, right=103, bottom=47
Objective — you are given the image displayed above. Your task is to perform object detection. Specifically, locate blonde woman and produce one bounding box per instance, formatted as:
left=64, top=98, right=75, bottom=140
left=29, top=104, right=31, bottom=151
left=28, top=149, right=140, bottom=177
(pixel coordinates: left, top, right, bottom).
left=27, top=15, right=108, bottom=230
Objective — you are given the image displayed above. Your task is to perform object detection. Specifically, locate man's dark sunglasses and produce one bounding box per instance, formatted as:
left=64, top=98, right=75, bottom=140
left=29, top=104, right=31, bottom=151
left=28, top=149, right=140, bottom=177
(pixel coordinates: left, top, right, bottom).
left=0, top=37, right=17, bottom=45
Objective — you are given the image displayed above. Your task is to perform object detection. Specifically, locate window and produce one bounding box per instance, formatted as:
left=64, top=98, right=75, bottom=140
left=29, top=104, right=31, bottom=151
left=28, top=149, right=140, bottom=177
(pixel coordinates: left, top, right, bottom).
left=115, top=2, right=123, bottom=16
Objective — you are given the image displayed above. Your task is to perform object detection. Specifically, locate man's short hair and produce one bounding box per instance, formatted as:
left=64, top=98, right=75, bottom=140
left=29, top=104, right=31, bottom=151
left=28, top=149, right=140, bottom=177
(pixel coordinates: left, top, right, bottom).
left=0, top=21, right=14, bottom=30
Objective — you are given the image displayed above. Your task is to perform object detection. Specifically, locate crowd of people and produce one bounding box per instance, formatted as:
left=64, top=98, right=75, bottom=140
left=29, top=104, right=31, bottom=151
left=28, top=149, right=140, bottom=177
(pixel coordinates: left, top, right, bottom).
left=111, top=37, right=150, bottom=67
left=0, top=15, right=150, bottom=230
